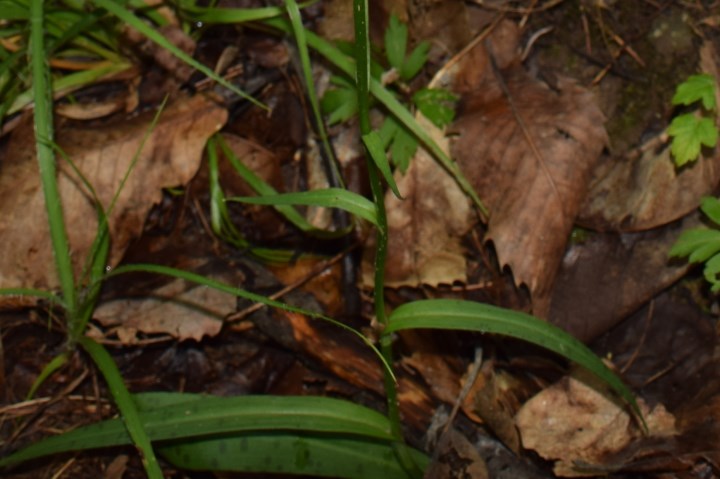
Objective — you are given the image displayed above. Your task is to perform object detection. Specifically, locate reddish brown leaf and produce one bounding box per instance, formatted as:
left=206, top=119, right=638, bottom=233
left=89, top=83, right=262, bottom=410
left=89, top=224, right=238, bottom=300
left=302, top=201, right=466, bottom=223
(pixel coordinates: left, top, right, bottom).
left=450, top=21, right=608, bottom=316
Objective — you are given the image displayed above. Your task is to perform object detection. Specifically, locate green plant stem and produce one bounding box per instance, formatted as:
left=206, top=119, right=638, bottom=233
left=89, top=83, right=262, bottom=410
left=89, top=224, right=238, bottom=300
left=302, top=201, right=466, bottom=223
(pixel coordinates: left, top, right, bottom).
left=352, top=1, right=420, bottom=475
left=30, top=0, right=78, bottom=333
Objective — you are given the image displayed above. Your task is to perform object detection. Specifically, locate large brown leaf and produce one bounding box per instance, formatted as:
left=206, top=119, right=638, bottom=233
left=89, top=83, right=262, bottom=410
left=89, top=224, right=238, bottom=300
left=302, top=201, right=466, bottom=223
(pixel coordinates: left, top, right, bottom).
left=0, top=94, right=226, bottom=299
left=450, top=21, right=607, bottom=316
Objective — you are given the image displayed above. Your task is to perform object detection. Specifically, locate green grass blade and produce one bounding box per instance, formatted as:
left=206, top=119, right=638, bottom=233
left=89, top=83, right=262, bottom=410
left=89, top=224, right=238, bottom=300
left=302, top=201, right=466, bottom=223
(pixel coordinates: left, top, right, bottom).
left=182, top=4, right=285, bottom=24
left=385, top=299, right=646, bottom=428
left=160, top=432, right=427, bottom=478
left=216, top=134, right=351, bottom=238
left=0, top=288, right=63, bottom=305
left=261, top=17, right=488, bottom=217
left=26, top=353, right=69, bottom=400
left=9, top=62, right=132, bottom=115
left=78, top=337, right=163, bottom=479
left=92, top=0, right=266, bottom=110
left=103, top=264, right=395, bottom=382
left=284, top=0, right=344, bottom=190
left=30, top=0, right=77, bottom=319
left=0, top=393, right=397, bottom=469
left=362, top=130, right=401, bottom=198
left=228, top=188, right=377, bottom=226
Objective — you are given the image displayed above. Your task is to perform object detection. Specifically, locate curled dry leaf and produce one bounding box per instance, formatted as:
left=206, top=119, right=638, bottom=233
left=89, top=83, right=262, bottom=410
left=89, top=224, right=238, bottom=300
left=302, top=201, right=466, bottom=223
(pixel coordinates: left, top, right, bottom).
left=93, top=274, right=232, bottom=343
left=578, top=41, right=720, bottom=232
left=450, top=21, right=607, bottom=316
left=0, top=94, right=227, bottom=301
left=515, top=370, right=677, bottom=477
left=371, top=113, right=472, bottom=288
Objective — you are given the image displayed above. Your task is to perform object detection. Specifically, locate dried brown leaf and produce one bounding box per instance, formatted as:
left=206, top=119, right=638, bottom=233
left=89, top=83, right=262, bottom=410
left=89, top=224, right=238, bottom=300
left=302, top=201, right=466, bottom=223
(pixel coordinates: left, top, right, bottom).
left=516, top=370, right=677, bottom=477
left=365, top=114, right=472, bottom=287
left=93, top=274, right=231, bottom=342
left=0, top=94, right=226, bottom=299
left=450, top=21, right=607, bottom=315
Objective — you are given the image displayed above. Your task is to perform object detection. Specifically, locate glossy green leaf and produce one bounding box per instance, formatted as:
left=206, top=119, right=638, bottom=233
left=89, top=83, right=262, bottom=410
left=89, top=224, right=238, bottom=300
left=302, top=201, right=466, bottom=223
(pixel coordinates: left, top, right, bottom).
left=672, top=74, right=717, bottom=110
left=160, top=432, right=428, bottom=478
left=701, top=196, right=720, bottom=225
left=704, top=253, right=720, bottom=292
left=668, top=114, right=718, bottom=166
left=228, top=188, right=377, bottom=226
left=0, top=393, right=395, bottom=469
left=670, top=228, right=720, bottom=262
left=385, top=299, right=645, bottom=428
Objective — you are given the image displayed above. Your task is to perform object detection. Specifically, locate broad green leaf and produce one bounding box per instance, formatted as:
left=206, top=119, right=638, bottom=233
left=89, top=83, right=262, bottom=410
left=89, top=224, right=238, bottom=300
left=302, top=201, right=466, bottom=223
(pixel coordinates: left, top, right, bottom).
left=362, top=130, right=402, bottom=198
left=672, top=74, right=717, bottom=110
left=390, top=123, right=418, bottom=173
left=0, top=394, right=395, bottom=468
left=670, top=228, right=720, bottom=262
left=160, top=432, right=428, bottom=479
left=384, top=14, right=407, bottom=72
left=385, top=299, right=645, bottom=428
left=228, top=188, right=378, bottom=226
left=400, top=41, right=429, bottom=82
left=412, top=88, right=458, bottom=128
left=668, top=114, right=718, bottom=166
left=701, top=196, right=720, bottom=226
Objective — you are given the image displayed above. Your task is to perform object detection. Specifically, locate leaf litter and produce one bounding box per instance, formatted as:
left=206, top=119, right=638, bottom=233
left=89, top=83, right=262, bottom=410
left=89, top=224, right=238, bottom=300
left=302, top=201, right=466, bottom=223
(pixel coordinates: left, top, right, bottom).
left=3, top=2, right=720, bottom=478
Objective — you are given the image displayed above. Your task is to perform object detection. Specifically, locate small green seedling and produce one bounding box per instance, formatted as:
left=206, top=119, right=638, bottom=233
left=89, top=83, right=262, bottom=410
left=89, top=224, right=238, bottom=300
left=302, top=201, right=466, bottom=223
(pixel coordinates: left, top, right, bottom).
left=321, top=14, right=457, bottom=172
left=668, top=74, right=718, bottom=166
left=671, top=196, right=720, bottom=292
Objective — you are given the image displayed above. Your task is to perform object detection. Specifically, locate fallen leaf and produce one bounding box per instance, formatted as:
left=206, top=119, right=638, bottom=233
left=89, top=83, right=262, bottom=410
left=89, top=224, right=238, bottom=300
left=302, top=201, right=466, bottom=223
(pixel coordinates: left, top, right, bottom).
left=451, top=21, right=608, bottom=316
left=366, top=113, right=472, bottom=287
left=93, top=272, right=231, bottom=342
left=424, top=428, right=489, bottom=479
left=515, top=370, right=677, bottom=477
left=0, top=94, right=226, bottom=300
left=548, top=214, right=697, bottom=342
left=578, top=42, right=720, bottom=232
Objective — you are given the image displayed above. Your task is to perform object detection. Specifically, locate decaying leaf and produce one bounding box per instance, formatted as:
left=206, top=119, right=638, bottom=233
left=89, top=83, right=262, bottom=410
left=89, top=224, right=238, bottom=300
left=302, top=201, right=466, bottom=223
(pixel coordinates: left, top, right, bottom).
left=578, top=42, right=720, bottom=232
left=0, top=94, right=227, bottom=301
left=450, top=21, right=608, bottom=316
left=515, top=370, right=677, bottom=477
left=93, top=272, right=232, bottom=342
left=368, top=113, right=472, bottom=287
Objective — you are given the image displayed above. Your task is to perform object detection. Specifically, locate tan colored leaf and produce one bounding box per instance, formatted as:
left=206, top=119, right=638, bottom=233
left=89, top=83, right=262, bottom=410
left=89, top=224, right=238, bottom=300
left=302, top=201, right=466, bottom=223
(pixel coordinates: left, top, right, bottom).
left=515, top=371, right=677, bottom=477
left=93, top=274, right=231, bottom=342
left=578, top=41, right=720, bottom=232
left=450, top=21, right=607, bottom=316
left=379, top=114, right=472, bottom=287
left=0, top=94, right=227, bottom=298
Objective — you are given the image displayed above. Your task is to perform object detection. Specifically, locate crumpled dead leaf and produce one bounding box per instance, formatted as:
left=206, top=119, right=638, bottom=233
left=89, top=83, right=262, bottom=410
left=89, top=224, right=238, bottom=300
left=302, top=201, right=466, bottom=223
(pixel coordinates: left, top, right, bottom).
left=369, top=113, right=472, bottom=287
left=515, top=370, right=677, bottom=477
left=93, top=273, right=232, bottom=342
left=450, top=21, right=608, bottom=316
left=578, top=41, right=720, bottom=232
left=0, top=94, right=226, bottom=302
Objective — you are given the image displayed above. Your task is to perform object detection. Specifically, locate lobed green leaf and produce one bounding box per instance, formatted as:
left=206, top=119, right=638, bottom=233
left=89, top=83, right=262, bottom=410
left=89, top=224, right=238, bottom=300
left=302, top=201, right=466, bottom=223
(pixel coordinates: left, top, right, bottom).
left=672, top=74, right=717, bottom=110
